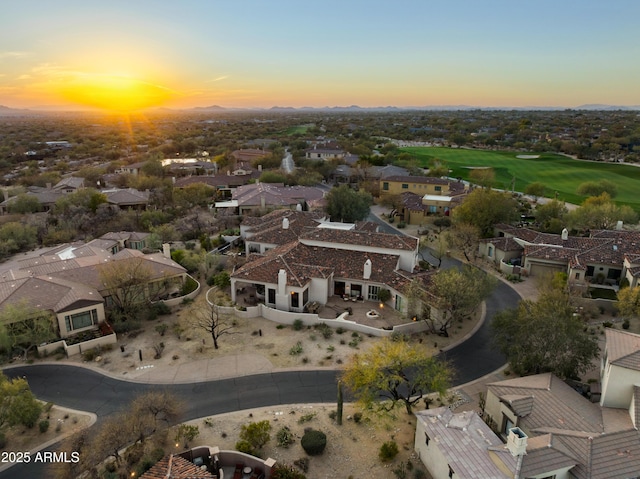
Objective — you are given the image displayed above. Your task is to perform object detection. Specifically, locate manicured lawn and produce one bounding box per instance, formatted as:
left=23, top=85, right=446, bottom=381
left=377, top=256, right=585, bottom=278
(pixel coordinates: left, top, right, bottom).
left=401, top=147, right=640, bottom=211
left=283, top=125, right=310, bottom=135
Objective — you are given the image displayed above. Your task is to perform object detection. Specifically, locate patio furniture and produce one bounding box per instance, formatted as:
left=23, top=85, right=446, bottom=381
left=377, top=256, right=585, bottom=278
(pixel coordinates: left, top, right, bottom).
left=243, top=466, right=252, bottom=475
left=233, top=463, right=243, bottom=479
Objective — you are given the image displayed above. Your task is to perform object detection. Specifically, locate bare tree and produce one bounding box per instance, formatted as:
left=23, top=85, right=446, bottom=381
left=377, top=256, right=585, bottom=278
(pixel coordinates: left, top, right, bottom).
left=445, top=223, right=480, bottom=262
left=129, top=390, right=183, bottom=443
left=98, top=257, right=153, bottom=320
left=189, top=291, right=236, bottom=349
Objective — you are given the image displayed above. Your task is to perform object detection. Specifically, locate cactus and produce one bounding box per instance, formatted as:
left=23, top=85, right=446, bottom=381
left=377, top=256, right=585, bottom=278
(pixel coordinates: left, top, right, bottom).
left=337, top=380, right=343, bottom=426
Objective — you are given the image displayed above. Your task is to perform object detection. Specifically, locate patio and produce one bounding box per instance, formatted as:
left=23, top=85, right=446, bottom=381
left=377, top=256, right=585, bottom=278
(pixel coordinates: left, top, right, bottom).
left=233, top=284, right=407, bottom=329
left=320, top=295, right=406, bottom=329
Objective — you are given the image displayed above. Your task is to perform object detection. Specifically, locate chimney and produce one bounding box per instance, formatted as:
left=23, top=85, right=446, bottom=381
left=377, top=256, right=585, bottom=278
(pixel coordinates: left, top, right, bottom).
left=561, top=228, right=568, bottom=241
left=283, top=218, right=289, bottom=229
left=162, top=243, right=171, bottom=259
left=363, top=259, right=372, bottom=280
left=278, top=269, right=287, bottom=295
left=616, top=220, right=623, bottom=230
left=507, top=427, right=528, bottom=457
left=260, top=195, right=266, bottom=209
left=258, top=164, right=262, bottom=172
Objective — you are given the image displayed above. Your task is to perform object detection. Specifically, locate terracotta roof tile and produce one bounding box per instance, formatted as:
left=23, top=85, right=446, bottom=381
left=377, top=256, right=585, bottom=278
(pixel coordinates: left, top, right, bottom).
left=140, top=454, right=214, bottom=479
left=299, top=228, right=418, bottom=252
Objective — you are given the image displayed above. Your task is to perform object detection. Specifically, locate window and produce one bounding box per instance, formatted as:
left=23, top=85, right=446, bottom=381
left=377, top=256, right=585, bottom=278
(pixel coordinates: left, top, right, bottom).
left=268, top=288, right=275, bottom=304
left=368, top=285, right=380, bottom=301
left=575, top=272, right=580, bottom=280
left=488, top=246, right=494, bottom=258
left=402, top=183, right=408, bottom=189
left=303, top=289, right=309, bottom=306
left=502, top=415, right=514, bottom=436
left=424, top=432, right=430, bottom=446
left=65, top=309, right=98, bottom=332
left=291, top=292, right=299, bottom=308
left=382, top=182, right=389, bottom=191
left=435, top=185, right=442, bottom=192
left=395, top=295, right=403, bottom=311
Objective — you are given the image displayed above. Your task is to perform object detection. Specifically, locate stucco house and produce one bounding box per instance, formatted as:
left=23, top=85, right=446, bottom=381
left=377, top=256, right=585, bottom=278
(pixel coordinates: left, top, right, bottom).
left=215, top=182, right=326, bottom=214
left=416, top=329, right=640, bottom=479
left=231, top=210, right=419, bottom=313
left=305, top=147, right=345, bottom=161
left=479, top=224, right=640, bottom=286
left=0, top=236, right=187, bottom=339
left=380, top=176, right=468, bottom=219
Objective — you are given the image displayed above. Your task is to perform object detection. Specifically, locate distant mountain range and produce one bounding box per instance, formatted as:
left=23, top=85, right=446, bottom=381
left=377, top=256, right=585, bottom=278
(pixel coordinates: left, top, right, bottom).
left=1, top=103, right=640, bottom=116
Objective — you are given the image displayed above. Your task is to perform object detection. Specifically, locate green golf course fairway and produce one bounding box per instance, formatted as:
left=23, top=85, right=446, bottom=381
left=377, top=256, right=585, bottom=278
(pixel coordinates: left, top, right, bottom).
left=402, top=147, right=640, bottom=211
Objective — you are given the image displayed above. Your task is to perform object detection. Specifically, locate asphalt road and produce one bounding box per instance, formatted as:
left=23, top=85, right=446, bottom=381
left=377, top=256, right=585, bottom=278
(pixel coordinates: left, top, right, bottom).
left=0, top=218, right=521, bottom=478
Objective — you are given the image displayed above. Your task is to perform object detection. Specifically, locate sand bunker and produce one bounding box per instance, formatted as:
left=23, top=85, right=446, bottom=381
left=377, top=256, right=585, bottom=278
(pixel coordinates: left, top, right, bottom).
left=516, top=155, right=540, bottom=159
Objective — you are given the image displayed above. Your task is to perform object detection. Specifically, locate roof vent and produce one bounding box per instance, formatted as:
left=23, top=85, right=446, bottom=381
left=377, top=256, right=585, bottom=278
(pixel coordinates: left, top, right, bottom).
left=561, top=228, right=568, bottom=240
left=283, top=218, right=289, bottom=230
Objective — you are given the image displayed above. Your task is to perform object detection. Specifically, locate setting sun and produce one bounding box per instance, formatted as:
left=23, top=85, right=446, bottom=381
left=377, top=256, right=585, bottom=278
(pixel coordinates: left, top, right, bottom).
left=59, top=74, right=175, bottom=112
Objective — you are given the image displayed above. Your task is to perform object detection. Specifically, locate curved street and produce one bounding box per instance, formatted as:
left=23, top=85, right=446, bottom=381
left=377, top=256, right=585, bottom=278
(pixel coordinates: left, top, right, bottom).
left=1, top=276, right=519, bottom=478
left=0, top=216, right=521, bottom=478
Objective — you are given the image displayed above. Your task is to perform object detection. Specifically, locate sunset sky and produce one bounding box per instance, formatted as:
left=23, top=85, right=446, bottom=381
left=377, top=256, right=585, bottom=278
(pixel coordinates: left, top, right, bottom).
left=2, top=0, right=639, bottom=111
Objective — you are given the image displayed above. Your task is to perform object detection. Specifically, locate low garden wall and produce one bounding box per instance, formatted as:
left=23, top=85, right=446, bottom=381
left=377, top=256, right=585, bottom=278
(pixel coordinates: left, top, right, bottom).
left=216, top=302, right=429, bottom=337
left=37, top=330, right=117, bottom=358
left=160, top=275, right=201, bottom=307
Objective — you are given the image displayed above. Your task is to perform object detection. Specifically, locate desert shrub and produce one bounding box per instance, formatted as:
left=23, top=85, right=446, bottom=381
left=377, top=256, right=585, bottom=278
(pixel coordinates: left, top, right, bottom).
left=174, top=424, right=200, bottom=447
left=271, top=463, right=307, bottom=479
left=235, top=440, right=254, bottom=455
left=125, top=442, right=144, bottom=465
left=353, top=412, right=363, bottom=424
left=623, top=319, right=630, bottom=330
left=413, top=469, right=427, bottom=479
left=315, top=323, right=333, bottom=339
left=293, top=457, right=309, bottom=472
left=0, top=432, right=6, bottom=449
left=136, top=458, right=155, bottom=476
left=39, top=420, right=49, bottom=433
left=148, top=448, right=165, bottom=462
left=300, top=429, right=327, bottom=456
left=379, top=441, right=399, bottom=462
left=297, top=412, right=316, bottom=424
left=155, top=323, right=168, bottom=336
left=293, top=319, right=304, bottom=331
left=82, top=348, right=99, bottom=362
left=289, top=341, right=303, bottom=355
left=276, top=426, right=295, bottom=448
left=240, top=420, right=271, bottom=450
left=180, top=276, right=198, bottom=296
left=152, top=302, right=171, bottom=316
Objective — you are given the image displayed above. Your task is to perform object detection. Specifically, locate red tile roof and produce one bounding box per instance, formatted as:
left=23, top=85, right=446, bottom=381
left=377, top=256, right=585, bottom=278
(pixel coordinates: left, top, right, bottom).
left=140, top=454, right=215, bottom=479
left=299, top=228, right=418, bottom=252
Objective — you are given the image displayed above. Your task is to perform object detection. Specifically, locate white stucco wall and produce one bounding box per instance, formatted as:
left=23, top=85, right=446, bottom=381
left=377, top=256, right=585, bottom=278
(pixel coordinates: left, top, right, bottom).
left=414, top=416, right=452, bottom=479
left=600, top=362, right=640, bottom=409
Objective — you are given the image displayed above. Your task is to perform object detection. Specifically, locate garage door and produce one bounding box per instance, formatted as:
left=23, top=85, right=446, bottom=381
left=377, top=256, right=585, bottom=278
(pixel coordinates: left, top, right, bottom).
left=529, top=262, right=564, bottom=278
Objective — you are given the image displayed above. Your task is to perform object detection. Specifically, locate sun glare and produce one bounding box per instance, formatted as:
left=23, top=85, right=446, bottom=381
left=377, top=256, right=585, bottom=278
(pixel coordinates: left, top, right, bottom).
left=60, top=74, right=174, bottom=112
